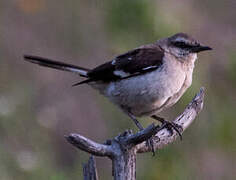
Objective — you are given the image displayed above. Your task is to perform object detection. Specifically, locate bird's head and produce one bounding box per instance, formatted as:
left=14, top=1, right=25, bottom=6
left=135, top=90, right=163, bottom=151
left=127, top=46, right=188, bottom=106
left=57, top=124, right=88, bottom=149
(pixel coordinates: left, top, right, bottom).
left=159, top=33, right=212, bottom=60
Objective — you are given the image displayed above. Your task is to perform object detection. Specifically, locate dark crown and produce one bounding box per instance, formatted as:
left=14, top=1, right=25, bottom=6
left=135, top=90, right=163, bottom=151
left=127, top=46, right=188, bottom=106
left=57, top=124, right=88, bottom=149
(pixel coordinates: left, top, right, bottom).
left=169, top=33, right=199, bottom=48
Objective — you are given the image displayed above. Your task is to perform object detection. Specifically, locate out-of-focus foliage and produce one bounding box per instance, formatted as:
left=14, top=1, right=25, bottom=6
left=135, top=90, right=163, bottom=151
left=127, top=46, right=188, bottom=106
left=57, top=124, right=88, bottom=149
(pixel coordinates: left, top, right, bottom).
left=0, top=0, right=236, bottom=179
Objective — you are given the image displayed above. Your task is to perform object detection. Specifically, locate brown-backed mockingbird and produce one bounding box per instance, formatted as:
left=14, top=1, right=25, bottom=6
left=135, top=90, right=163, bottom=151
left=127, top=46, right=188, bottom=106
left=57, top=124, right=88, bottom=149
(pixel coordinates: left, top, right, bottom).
left=24, top=33, right=212, bottom=150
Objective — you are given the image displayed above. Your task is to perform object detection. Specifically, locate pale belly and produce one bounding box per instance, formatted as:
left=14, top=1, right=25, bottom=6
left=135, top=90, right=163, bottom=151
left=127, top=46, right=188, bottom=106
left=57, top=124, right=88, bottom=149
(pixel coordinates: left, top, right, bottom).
left=102, top=65, right=191, bottom=117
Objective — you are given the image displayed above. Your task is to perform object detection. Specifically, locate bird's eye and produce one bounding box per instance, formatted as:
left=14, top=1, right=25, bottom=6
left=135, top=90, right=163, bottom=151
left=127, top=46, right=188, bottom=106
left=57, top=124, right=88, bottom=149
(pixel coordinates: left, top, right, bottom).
left=173, top=41, right=187, bottom=47
left=173, top=41, right=193, bottom=49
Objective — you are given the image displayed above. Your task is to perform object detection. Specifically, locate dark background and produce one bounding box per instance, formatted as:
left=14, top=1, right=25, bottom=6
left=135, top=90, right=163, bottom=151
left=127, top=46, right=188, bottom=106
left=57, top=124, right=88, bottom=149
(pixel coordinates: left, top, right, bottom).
left=0, top=0, right=236, bottom=179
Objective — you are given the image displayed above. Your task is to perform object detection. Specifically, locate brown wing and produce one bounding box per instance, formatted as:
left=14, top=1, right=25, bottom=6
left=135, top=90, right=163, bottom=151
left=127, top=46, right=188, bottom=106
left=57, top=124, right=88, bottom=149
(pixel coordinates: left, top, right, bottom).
left=87, top=45, right=164, bottom=83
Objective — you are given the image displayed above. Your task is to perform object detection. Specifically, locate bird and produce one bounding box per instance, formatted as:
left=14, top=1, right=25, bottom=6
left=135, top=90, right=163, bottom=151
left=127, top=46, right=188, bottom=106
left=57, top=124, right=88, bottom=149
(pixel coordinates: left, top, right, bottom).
left=24, top=32, right=212, bottom=143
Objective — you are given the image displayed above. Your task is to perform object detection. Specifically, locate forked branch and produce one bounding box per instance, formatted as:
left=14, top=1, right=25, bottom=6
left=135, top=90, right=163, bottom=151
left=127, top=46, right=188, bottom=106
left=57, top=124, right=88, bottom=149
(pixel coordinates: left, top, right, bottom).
left=66, top=87, right=205, bottom=180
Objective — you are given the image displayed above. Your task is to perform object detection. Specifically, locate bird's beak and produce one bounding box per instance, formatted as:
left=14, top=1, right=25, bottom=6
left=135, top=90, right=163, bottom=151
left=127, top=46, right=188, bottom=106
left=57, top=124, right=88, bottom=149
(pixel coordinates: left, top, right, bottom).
left=191, top=45, right=212, bottom=53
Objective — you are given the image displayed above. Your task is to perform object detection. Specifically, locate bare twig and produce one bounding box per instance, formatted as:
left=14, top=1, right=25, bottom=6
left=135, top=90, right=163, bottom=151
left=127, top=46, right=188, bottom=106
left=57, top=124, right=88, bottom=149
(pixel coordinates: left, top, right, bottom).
left=124, top=123, right=162, bottom=146
left=65, top=134, right=113, bottom=157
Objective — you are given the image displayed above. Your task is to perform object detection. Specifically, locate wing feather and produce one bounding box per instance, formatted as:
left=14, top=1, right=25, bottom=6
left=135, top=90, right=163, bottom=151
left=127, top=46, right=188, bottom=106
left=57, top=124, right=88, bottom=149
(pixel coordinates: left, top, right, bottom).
left=87, top=45, right=164, bottom=82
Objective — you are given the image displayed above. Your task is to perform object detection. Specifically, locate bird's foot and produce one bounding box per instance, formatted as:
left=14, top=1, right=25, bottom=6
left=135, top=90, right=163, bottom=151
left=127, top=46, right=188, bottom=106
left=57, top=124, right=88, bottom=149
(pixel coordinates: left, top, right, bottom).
left=146, top=138, right=156, bottom=156
left=151, top=115, right=183, bottom=140
left=163, top=121, right=183, bottom=140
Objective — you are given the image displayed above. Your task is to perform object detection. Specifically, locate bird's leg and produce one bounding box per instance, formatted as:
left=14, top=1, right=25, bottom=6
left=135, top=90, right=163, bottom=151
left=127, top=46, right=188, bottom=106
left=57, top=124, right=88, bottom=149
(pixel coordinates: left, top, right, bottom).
left=127, top=112, right=156, bottom=155
left=127, top=112, right=144, bottom=131
left=151, top=115, right=183, bottom=140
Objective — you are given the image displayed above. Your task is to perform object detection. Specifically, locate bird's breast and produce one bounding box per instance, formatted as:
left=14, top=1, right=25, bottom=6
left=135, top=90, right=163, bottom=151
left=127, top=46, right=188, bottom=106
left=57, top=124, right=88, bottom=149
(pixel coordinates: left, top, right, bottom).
left=104, top=60, right=189, bottom=116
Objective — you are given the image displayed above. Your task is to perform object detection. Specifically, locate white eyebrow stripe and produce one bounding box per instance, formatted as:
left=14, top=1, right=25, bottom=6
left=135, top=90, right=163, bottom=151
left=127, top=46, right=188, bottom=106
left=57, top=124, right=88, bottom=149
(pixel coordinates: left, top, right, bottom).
left=175, top=37, right=187, bottom=42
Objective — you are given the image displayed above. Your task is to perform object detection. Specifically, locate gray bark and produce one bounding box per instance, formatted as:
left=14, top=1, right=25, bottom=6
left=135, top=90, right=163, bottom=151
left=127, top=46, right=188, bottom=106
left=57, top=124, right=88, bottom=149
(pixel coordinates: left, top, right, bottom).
left=66, top=87, right=205, bottom=180
left=83, top=156, right=99, bottom=180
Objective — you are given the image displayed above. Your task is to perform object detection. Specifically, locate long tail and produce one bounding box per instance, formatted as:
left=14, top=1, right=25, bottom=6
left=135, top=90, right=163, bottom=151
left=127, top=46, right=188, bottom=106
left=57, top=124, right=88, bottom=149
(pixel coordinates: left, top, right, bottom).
left=24, top=55, right=90, bottom=77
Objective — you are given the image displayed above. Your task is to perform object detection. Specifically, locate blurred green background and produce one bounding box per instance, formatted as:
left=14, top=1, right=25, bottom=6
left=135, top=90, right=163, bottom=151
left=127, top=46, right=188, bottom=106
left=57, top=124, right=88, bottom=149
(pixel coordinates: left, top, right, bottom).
left=0, top=0, right=236, bottom=179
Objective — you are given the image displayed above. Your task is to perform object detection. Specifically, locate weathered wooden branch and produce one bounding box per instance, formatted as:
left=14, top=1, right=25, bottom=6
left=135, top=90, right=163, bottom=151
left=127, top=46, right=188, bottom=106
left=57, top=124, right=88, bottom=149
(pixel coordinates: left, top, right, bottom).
left=66, top=87, right=205, bottom=180
left=66, top=133, right=113, bottom=157
left=83, top=156, right=99, bottom=180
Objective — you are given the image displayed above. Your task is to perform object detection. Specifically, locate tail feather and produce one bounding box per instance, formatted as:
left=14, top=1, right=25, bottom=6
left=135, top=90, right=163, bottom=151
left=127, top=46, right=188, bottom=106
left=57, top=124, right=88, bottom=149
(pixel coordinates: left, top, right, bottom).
left=24, top=55, right=90, bottom=77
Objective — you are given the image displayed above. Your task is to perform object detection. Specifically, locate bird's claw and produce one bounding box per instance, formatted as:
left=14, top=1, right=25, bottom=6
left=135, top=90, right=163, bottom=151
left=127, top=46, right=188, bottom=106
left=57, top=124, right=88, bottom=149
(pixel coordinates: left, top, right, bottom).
left=146, top=138, right=156, bottom=156
left=162, top=121, right=183, bottom=140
